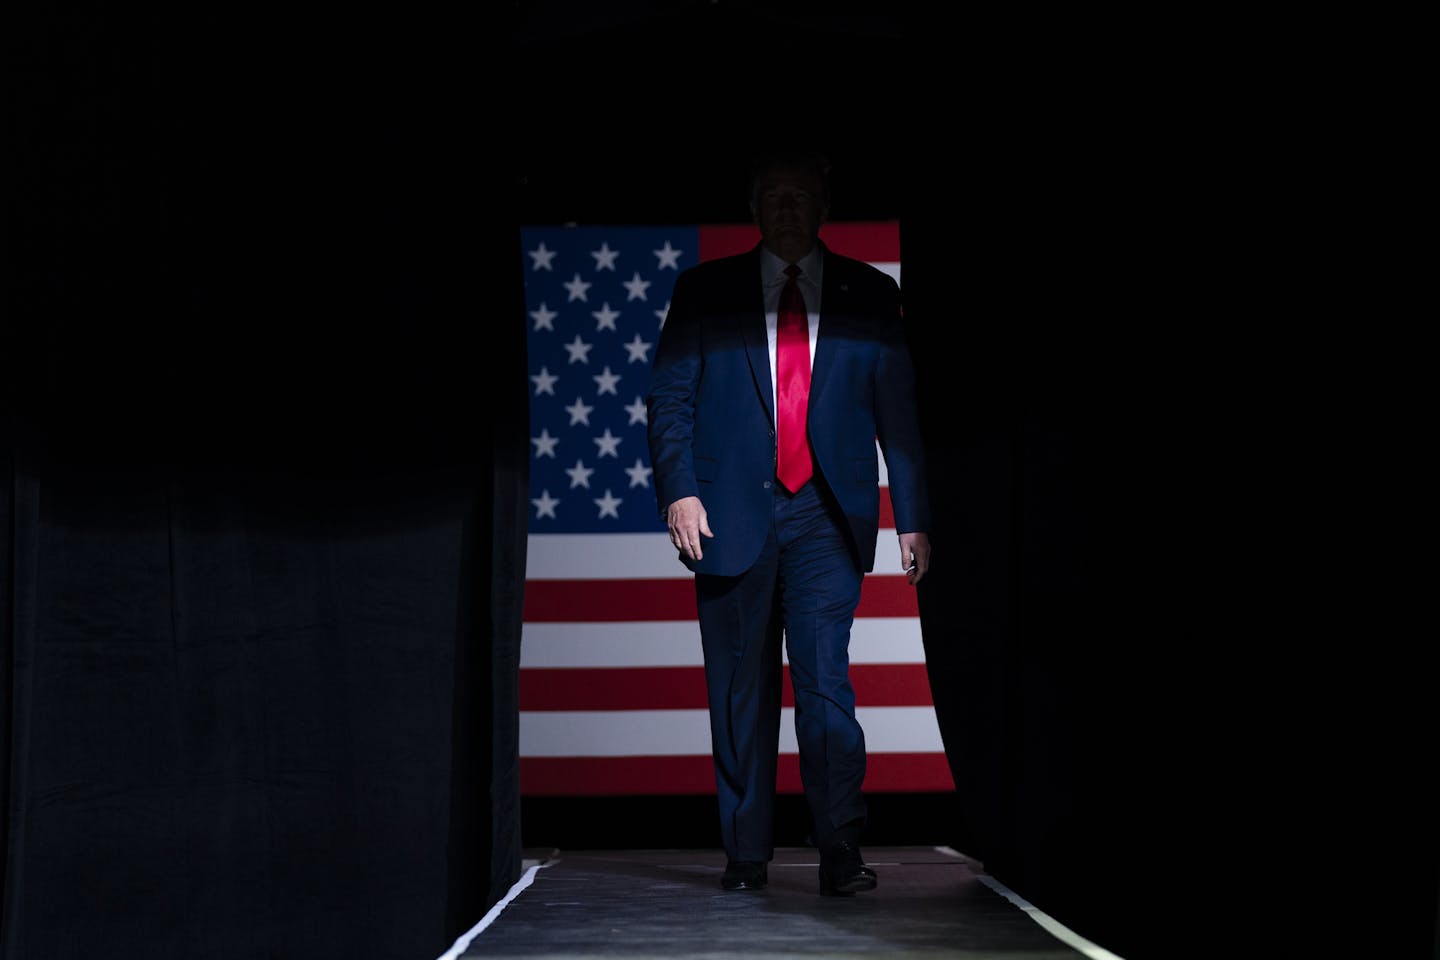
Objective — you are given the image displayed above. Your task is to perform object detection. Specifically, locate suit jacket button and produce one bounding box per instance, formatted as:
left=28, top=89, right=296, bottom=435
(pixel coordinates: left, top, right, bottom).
left=763, top=481, right=772, bottom=489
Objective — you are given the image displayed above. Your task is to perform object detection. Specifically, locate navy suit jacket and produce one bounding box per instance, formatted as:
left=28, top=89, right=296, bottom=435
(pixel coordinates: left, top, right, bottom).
left=647, top=240, right=930, bottom=577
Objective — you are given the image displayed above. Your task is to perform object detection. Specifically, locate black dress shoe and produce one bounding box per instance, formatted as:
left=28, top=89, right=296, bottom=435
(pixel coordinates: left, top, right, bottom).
left=721, top=860, right=768, bottom=890
left=818, top=840, right=877, bottom=896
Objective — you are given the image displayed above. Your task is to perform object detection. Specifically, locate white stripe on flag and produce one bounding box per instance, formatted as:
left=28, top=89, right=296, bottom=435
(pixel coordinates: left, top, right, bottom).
left=518, top=706, right=945, bottom=757
left=526, top=532, right=678, bottom=580
left=520, top=617, right=926, bottom=668
left=528, top=530, right=912, bottom=580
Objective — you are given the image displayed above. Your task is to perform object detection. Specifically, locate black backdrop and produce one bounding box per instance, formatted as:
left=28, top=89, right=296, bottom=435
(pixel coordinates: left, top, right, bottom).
left=5, top=4, right=1436, bottom=960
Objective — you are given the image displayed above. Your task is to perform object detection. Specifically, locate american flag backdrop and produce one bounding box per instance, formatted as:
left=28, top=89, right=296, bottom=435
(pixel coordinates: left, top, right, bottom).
left=519, top=221, right=953, bottom=796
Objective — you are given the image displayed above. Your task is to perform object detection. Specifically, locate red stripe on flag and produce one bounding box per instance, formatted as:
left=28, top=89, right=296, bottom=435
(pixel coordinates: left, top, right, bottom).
left=523, top=578, right=692, bottom=622
left=817, top=222, right=902, bottom=263
left=522, top=666, right=707, bottom=712
left=879, top=494, right=895, bottom=531
left=699, top=222, right=901, bottom=264
left=522, top=754, right=718, bottom=795
left=698, top=224, right=761, bottom=261
left=520, top=663, right=934, bottom=711
left=520, top=752, right=954, bottom=796
left=837, top=663, right=934, bottom=707
left=523, top=575, right=918, bottom=622
left=858, top=576, right=920, bottom=617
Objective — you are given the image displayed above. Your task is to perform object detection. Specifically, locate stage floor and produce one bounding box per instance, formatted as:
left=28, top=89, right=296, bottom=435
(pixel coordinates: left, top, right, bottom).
left=444, top=846, right=1122, bottom=959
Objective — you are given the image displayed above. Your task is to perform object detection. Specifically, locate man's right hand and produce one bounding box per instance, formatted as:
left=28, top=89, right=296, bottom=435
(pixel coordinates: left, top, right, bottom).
left=666, top=496, right=714, bottom=562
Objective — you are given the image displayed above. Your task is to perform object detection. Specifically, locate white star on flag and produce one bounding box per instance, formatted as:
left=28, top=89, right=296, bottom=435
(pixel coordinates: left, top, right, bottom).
left=593, top=489, right=622, bottom=519
left=530, top=302, right=558, bottom=330
left=530, top=429, right=559, bottom=458
left=623, top=333, right=652, bottom=363
left=654, top=241, right=683, bottom=269
left=591, top=243, right=620, bottom=270
left=624, top=458, right=654, bottom=488
left=592, top=303, right=621, bottom=331
left=563, top=273, right=592, bottom=302
left=565, top=396, right=595, bottom=426
left=531, top=489, right=560, bottom=518
left=624, top=396, right=647, bottom=425
left=622, top=272, right=651, bottom=301
left=565, top=459, right=595, bottom=489
left=527, top=242, right=556, bottom=271
left=592, top=366, right=621, bottom=395
left=530, top=366, right=559, bottom=396
left=593, top=429, right=621, bottom=458
left=563, top=335, right=593, bottom=364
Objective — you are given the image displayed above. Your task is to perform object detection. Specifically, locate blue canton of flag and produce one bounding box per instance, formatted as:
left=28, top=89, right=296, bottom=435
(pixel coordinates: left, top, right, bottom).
left=522, top=226, right=698, bottom=533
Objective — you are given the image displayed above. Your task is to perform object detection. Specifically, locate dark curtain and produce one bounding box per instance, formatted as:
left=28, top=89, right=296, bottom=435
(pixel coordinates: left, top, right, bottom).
left=900, top=27, right=1439, bottom=959
left=0, top=448, right=519, bottom=960
left=3, top=6, right=525, bottom=958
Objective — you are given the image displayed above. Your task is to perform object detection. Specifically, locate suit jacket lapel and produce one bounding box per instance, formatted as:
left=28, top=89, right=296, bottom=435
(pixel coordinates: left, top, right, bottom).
left=736, top=245, right=776, bottom=425
left=809, top=242, right=844, bottom=410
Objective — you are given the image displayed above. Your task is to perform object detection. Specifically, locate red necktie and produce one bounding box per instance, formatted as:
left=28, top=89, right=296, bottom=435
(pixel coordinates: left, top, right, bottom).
left=776, top=263, right=813, bottom=493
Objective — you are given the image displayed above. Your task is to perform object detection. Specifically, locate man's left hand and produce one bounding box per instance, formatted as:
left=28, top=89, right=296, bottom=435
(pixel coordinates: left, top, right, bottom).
left=898, top=531, right=931, bottom=586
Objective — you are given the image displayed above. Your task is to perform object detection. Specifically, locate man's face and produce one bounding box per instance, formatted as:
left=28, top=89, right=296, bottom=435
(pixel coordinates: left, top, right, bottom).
left=752, top=164, right=828, bottom=263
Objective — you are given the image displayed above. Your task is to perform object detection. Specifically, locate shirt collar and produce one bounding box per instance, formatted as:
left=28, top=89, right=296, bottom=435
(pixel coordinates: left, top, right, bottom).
left=761, top=242, right=824, bottom=288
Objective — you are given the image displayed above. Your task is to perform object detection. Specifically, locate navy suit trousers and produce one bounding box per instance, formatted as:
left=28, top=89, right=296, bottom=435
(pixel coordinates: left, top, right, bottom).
left=695, top=476, right=866, bottom=862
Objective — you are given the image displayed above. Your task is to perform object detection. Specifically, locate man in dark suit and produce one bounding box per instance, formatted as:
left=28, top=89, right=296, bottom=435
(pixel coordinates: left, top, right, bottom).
left=646, top=150, right=931, bottom=895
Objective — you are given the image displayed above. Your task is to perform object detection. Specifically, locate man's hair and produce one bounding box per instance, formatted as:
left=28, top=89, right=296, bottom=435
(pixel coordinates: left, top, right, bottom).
left=748, top=149, right=832, bottom=207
